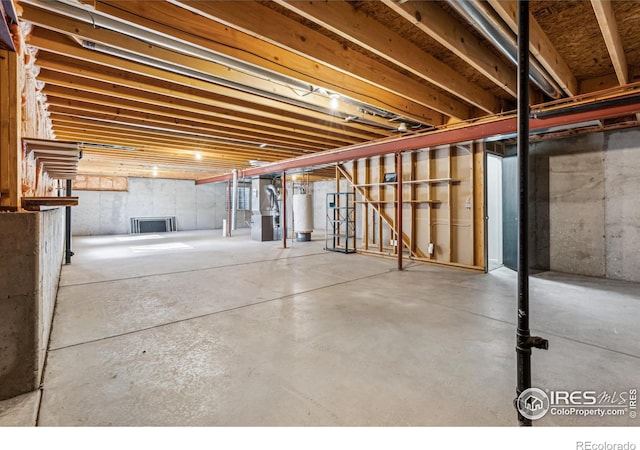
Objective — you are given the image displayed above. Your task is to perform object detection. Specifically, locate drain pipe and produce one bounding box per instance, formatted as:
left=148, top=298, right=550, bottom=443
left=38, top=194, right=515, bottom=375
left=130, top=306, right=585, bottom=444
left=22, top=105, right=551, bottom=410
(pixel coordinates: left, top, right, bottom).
left=446, top=0, right=563, bottom=99
left=231, top=169, right=238, bottom=231
left=515, top=0, right=548, bottom=426
left=282, top=171, right=287, bottom=248
left=64, top=179, right=73, bottom=264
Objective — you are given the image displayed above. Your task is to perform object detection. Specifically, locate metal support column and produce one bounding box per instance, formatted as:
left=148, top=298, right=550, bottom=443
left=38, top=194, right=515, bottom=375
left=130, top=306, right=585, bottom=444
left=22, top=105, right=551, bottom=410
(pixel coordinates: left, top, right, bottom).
left=231, top=169, right=238, bottom=231
left=515, top=0, right=548, bottom=426
left=65, top=179, right=73, bottom=264
left=396, top=152, right=403, bottom=271
left=282, top=171, right=287, bottom=248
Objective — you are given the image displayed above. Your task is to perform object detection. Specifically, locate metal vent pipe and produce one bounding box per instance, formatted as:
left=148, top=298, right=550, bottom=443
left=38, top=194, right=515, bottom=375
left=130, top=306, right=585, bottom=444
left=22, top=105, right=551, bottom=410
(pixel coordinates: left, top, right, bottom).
left=446, top=0, right=564, bottom=99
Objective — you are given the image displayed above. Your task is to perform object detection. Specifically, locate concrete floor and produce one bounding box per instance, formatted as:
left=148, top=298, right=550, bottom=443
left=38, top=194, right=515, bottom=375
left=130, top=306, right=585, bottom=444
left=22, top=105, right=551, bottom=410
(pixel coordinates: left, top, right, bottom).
left=2, top=229, right=639, bottom=426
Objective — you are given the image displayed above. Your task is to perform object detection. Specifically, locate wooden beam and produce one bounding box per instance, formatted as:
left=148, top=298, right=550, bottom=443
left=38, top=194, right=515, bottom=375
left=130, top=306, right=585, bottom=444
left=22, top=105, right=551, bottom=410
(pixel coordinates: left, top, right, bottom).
left=196, top=90, right=640, bottom=183
left=24, top=28, right=388, bottom=142
left=382, top=0, right=517, bottom=97
left=36, top=66, right=383, bottom=143
left=0, top=50, right=21, bottom=210
left=590, top=0, right=628, bottom=85
left=274, top=0, right=498, bottom=114
left=42, top=83, right=356, bottom=146
left=45, top=99, right=333, bottom=152
left=174, top=0, right=470, bottom=120
left=47, top=104, right=330, bottom=153
left=38, top=0, right=447, bottom=126
left=21, top=6, right=402, bottom=134
left=487, top=0, right=578, bottom=96
left=50, top=119, right=304, bottom=158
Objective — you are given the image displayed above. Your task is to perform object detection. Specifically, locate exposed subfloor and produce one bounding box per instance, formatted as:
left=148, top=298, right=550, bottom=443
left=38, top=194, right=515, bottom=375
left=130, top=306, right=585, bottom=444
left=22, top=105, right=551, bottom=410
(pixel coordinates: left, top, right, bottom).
left=6, top=229, right=640, bottom=426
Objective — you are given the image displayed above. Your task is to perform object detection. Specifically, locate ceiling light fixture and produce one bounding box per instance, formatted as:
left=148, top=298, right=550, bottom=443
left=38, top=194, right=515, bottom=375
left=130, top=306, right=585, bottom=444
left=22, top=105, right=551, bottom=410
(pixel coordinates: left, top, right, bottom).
left=329, top=93, right=340, bottom=110
left=397, top=122, right=408, bottom=133
left=195, top=151, right=202, bottom=160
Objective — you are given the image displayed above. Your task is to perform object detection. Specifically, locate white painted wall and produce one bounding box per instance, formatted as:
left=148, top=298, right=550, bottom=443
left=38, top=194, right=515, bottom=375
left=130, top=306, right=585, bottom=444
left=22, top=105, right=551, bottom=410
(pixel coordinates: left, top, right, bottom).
left=312, top=180, right=336, bottom=231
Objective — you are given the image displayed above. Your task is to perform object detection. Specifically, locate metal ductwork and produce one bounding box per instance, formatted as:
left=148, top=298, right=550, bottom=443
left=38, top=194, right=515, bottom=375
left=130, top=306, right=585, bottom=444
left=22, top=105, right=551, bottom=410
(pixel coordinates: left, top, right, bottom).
left=264, top=183, right=281, bottom=220
left=250, top=177, right=282, bottom=241
left=446, top=0, right=564, bottom=99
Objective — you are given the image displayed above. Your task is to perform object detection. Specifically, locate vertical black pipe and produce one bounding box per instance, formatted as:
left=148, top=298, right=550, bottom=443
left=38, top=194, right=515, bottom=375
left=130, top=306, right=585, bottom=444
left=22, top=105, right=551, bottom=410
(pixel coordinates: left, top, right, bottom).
left=516, top=0, right=531, bottom=426
left=282, top=171, right=287, bottom=248
left=65, top=179, right=72, bottom=264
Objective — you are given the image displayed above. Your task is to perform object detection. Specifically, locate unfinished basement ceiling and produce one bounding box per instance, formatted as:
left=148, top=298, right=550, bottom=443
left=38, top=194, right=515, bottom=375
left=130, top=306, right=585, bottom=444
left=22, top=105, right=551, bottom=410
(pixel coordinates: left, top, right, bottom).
left=17, top=0, right=640, bottom=180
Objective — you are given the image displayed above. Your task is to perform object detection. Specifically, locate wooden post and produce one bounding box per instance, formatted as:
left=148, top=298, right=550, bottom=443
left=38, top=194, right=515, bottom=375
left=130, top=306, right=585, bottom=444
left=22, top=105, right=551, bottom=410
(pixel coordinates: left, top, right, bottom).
left=396, top=152, right=403, bottom=270
left=410, top=151, right=417, bottom=256
left=0, top=50, right=22, bottom=211
left=363, top=157, right=369, bottom=250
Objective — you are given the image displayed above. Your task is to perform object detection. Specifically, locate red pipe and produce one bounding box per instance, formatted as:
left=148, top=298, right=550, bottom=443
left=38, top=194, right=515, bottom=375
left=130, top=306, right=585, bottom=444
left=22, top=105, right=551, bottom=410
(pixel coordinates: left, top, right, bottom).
left=196, top=93, right=640, bottom=185
left=396, top=152, right=403, bottom=271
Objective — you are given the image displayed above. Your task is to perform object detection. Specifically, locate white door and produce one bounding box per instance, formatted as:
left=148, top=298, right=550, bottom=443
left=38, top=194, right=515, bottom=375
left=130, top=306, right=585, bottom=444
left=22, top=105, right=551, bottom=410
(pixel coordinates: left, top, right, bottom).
left=487, top=154, right=503, bottom=271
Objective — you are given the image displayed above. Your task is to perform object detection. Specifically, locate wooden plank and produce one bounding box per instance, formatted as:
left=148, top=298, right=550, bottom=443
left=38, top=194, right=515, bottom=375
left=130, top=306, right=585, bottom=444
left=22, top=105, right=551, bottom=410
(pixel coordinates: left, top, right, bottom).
left=378, top=156, right=384, bottom=252
left=50, top=119, right=303, bottom=158
left=427, top=149, right=433, bottom=259
left=474, top=142, right=486, bottom=270
left=470, top=141, right=476, bottom=266
left=447, top=145, right=453, bottom=263
left=487, top=0, right=578, bottom=96
left=410, top=151, right=417, bottom=255
left=276, top=0, right=499, bottom=114
left=21, top=3, right=395, bottom=130
left=0, top=49, right=21, bottom=210
left=354, top=200, right=440, bottom=205
left=80, top=0, right=448, bottom=125
left=382, top=0, right=517, bottom=97
left=46, top=98, right=337, bottom=151
left=22, top=196, right=78, bottom=211
left=34, top=60, right=382, bottom=143
left=590, top=0, right=629, bottom=85
left=177, top=0, right=468, bottom=120
left=363, top=158, right=369, bottom=250
left=47, top=104, right=328, bottom=153
left=37, top=73, right=365, bottom=146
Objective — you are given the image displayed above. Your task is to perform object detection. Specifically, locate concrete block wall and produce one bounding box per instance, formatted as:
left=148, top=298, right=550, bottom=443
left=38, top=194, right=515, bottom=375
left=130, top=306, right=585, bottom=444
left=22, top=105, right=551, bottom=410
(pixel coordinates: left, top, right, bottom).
left=312, top=180, right=336, bottom=231
left=73, top=177, right=250, bottom=236
left=312, top=179, right=365, bottom=241
left=529, top=128, right=640, bottom=282
left=0, top=208, right=64, bottom=400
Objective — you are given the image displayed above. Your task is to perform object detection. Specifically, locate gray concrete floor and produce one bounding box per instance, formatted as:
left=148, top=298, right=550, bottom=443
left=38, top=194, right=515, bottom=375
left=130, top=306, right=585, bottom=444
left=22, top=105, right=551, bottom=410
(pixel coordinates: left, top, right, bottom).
left=3, top=229, right=640, bottom=426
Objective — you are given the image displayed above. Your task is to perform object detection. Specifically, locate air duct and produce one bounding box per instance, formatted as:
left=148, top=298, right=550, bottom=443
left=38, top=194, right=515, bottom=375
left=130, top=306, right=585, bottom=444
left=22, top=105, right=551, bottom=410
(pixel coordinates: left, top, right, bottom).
left=446, top=0, right=564, bottom=99
left=264, top=183, right=280, bottom=221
